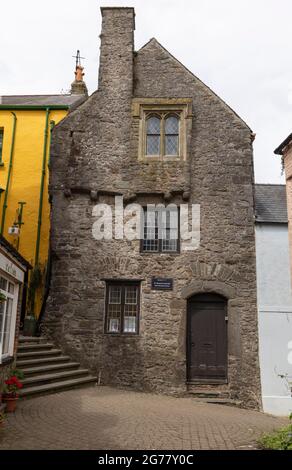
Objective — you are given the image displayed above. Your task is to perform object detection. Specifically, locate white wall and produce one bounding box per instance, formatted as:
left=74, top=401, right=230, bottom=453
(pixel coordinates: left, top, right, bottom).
left=256, top=223, right=292, bottom=416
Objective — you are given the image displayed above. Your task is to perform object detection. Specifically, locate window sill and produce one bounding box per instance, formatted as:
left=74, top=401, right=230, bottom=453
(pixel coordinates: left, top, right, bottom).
left=103, top=333, right=139, bottom=337
left=140, top=156, right=184, bottom=163
left=140, top=251, right=181, bottom=256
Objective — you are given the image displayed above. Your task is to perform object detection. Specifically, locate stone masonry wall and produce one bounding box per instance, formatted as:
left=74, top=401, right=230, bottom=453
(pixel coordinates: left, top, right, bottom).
left=44, top=7, right=261, bottom=409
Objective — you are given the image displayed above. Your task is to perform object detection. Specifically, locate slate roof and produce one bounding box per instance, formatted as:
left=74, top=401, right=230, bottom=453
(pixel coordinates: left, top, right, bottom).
left=274, top=133, right=292, bottom=155
left=254, top=184, right=288, bottom=223
left=0, top=94, right=86, bottom=108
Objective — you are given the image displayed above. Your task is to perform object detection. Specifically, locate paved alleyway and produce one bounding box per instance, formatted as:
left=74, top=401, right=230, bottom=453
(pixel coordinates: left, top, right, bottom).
left=0, top=386, right=287, bottom=450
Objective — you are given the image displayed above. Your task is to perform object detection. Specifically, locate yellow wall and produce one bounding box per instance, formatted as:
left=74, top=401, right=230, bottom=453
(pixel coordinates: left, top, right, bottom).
left=0, top=108, right=68, bottom=317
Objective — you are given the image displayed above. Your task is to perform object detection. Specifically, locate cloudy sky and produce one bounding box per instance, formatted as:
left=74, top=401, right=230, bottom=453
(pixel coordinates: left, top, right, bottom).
left=1, top=0, right=292, bottom=183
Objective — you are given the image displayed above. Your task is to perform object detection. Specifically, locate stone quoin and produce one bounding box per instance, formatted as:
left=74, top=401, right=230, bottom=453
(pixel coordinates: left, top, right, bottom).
left=43, top=7, right=261, bottom=408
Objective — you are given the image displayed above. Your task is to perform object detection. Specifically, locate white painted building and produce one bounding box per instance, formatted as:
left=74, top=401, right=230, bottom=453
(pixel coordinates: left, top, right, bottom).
left=255, top=184, right=292, bottom=416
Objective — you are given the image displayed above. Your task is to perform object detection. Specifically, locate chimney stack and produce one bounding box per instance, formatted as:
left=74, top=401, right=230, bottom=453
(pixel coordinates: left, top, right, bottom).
left=71, top=50, right=88, bottom=96
left=98, top=7, right=135, bottom=97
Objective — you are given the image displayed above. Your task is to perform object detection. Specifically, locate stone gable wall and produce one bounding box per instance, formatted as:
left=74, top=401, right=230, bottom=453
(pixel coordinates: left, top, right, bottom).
left=44, top=8, right=261, bottom=408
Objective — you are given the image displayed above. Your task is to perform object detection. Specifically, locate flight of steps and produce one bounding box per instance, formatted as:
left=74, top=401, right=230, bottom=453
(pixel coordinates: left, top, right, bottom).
left=187, top=384, right=242, bottom=407
left=16, top=336, right=97, bottom=398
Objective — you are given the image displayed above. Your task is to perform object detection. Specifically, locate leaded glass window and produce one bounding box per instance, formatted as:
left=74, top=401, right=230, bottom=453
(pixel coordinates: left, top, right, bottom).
left=146, top=116, right=161, bottom=155
left=145, top=113, right=180, bottom=158
left=165, top=115, right=179, bottom=155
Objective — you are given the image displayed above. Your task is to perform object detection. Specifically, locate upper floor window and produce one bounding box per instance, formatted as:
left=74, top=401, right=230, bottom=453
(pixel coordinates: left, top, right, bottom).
left=146, top=113, right=180, bottom=158
left=133, top=98, right=193, bottom=161
left=141, top=206, right=180, bottom=253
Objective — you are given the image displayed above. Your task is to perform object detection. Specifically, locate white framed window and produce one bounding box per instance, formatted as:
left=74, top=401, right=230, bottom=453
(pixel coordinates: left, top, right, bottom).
left=0, top=274, right=18, bottom=361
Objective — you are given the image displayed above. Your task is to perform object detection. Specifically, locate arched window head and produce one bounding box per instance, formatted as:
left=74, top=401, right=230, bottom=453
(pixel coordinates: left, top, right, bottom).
left=165, top=115, right=179, bottom=155
left=146, top=115, right=161, bottom=155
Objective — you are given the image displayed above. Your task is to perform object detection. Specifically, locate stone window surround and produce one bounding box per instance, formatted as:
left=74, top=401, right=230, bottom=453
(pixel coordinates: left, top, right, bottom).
left=132, top=98, right=193, bottom=162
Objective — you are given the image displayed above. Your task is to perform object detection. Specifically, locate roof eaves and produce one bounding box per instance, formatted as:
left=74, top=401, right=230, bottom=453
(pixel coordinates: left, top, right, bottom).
left=274, top=133, right=292, bottom=155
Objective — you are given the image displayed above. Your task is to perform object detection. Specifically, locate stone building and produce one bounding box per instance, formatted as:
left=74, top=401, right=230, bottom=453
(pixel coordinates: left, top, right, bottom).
left=44, top=7, right=261, bottom=408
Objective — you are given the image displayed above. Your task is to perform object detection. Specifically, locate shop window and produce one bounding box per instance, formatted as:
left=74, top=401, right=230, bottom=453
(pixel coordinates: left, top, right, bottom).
left=0, top=275, right=17, bottom=359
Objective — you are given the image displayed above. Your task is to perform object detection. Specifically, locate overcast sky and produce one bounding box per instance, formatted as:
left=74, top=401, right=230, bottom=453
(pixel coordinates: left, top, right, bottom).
left=1, top=0, right=292, bottom=183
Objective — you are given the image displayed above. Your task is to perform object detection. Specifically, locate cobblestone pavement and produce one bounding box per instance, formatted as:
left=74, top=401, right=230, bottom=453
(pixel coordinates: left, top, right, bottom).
left=0, top=386, right=287, bottom=450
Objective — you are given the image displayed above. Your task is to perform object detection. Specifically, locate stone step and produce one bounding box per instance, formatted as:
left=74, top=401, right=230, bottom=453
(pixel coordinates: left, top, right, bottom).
left=22, top=369, right=90, bottom=387
left=16, top=355, right=71, bottom=368
left=18, top=336, right=45, bottom=344
left=17, top=349, right=62, bottom=359
left=188, top=390, right=230, bottom=399
left=192, top=398, right=242, bottom=407
left=18, top=343, right=54, bottom=352
left=21, top=362, right=81, bottom=376
left=20, top=376, right=97, bottom=397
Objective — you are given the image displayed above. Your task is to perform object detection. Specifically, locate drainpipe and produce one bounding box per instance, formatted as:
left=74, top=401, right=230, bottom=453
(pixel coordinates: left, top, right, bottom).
left=0, top=112, right=17, bottom=235
left=35, top=108, right=50, bottom=266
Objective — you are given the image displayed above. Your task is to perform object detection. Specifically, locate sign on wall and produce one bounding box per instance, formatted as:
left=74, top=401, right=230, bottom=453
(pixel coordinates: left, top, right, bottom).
left=151, top=277, right=173, bottom=291
left=0, top=253, right=24, bottom=283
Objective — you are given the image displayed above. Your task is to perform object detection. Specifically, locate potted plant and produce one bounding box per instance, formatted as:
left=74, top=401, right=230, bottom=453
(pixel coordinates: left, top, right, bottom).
left=2, top=372, right=23, bottom=412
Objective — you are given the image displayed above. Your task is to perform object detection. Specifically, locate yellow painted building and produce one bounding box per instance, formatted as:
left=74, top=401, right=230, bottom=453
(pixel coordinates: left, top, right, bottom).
left=0, top=90, right=86, bottom=319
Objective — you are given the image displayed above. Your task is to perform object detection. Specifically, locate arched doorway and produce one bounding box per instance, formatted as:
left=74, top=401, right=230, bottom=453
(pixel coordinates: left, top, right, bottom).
left=187, top=293, right=228, bottom=383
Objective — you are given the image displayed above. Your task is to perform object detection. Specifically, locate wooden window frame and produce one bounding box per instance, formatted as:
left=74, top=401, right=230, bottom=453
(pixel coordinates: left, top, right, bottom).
left=105, top=281, right=141, bottom=335
left=0, top=274, right=18, bottom=361
left=140, top=206, right=180, bottom=254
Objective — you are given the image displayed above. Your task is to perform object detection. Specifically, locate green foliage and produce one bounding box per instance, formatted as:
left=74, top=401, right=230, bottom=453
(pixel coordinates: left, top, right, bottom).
left=27, top=264, right=43, bottom=316
left=0, top=292, right=6, bottom=303
left=259, top=414, right=292, bottom=450
left=10, top=368, right=24, bottom=380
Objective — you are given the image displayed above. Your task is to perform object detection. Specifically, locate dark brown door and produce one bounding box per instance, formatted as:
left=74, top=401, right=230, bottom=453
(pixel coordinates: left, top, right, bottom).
left=187, top=293, right=227, bottom=382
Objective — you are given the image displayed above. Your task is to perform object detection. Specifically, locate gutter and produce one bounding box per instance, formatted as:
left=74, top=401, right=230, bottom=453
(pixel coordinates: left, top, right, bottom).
left=0, top=105, right=69, bottom=111
left=35, top=108, right=50, bottom=265
left=0, top=112, right=17, bottom=235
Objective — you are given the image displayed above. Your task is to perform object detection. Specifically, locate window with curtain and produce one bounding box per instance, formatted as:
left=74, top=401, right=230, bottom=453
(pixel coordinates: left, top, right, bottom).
left=105, top=282, right=140, bottom=334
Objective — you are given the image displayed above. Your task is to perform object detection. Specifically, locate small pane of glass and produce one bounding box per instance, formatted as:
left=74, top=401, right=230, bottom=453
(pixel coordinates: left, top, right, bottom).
left=165, top=115, right=179, bottom=134
left=2, top=298, right=13, bottom=355
left=125, top=286, right=138, bottom=305
left=8, top=282, right=14, bottom=295
left=109, top=286, right=121, bottom=304
left=146, top=135, right=160, bottom=155
left=0, top=277, right=7, bottom=292
left=143, top=209, right=159, bottom=251
left=108, top=318, right=120, bottom=333
left=123, top=315, right=137, bottom=333
left=165, top=135, right=179, bottom=155
left=147, top=116, right=160, bottom=134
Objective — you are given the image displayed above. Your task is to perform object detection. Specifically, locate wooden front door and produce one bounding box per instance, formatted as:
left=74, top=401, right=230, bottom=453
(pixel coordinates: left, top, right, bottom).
left=187, top=293, right=227, bottom=382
